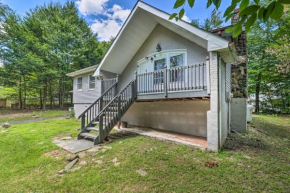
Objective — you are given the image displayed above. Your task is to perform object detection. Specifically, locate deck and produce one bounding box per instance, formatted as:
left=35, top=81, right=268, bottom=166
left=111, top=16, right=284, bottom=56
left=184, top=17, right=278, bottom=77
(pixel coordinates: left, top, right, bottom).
left=136, top=63, right=210, bottom=99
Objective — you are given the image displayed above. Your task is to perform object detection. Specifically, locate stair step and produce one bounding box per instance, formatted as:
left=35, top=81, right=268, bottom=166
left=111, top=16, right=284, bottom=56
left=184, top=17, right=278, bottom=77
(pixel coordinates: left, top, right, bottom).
left=86, top=127, right=98, bottom=132
left=92, top=121, right=99, bottom=125
left=80, top=133, right=98, bottom=139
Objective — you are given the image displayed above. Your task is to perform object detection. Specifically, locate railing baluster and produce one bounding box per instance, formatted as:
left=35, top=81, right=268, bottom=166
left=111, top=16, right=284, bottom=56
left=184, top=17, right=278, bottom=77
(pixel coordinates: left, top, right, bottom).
left=199, top=64, right=201, bottom=89
left=187, top=66, right=189, bottom=90
left=202, top=63, right=205, bottom=89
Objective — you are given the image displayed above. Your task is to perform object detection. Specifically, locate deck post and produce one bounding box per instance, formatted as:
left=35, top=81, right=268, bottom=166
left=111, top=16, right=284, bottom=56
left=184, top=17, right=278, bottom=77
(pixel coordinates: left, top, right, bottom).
left=134, top=71, right=138, bottom=99
left=164, top=67, right=168, bottom=97
left=81, top=115, right=85, bottom=130
left=99, top=113, right=104, bottom=143
left=100, top=76, right=104, bottom=95
left=100, top=97, right=103, bottom=112
left=118, top=95, right=121, bottom=119
left=206, top=56, right=210, bottom=94
left=115, top=75, right=119, bottom=97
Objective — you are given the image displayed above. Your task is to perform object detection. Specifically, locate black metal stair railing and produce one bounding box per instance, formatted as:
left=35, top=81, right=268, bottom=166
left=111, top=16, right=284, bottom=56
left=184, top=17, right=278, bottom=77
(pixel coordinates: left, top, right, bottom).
left=95, top=77, right=137, bottom=144
left=78, top=78, right=118, bottom=132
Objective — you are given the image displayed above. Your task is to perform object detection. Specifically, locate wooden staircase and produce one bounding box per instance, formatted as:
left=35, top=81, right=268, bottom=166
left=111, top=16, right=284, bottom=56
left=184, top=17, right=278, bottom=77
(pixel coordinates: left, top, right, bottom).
left=78, top=76, right=137, bottom=145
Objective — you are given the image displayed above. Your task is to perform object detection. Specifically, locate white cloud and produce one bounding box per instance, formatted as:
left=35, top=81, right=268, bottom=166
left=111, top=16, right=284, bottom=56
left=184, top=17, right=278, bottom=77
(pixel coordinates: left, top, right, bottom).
left=76, top=0, right=109, bottom=16
left=91, top=19, right=121, bottom=41
left=182, top=14, right=191, bottom=23
left=84, top=2, right=130, bottom=41
left=107, top=4, right=131, bottom=22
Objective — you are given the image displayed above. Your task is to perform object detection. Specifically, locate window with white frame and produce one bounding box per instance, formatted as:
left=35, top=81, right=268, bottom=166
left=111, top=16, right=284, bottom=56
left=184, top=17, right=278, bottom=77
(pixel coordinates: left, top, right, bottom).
left=77, top=77, right=82, bottom=91
left=154, top=58, right=166, bottom=84
left=89, top=75, right=95, bottom=90
left=137, top=50, right=187, bottom=84
left=169, top=53, right=185, bottom=82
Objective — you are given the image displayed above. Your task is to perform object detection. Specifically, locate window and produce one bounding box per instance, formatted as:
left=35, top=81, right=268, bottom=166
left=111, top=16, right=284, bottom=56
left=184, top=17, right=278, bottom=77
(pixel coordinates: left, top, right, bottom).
left=169, top=53, right=185, bottom=82
left=154, top=58, right=166, bottom=84
left=137, top=50, right=187, bottom=84
left=89, top=75, right=95, bottom=90
left=77, top=77, right=82, bottom=91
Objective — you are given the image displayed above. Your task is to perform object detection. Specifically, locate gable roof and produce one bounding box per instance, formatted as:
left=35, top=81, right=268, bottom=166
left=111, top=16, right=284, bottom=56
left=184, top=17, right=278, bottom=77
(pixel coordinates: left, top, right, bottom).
left=94, top=1, right=236, bottom=76
left=66, top=65, right=98, bottom=77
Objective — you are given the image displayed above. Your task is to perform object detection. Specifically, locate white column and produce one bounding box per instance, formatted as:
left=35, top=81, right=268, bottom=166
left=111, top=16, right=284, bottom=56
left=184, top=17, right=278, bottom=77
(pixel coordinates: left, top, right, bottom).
left=207, top=52, right=219, bottom=152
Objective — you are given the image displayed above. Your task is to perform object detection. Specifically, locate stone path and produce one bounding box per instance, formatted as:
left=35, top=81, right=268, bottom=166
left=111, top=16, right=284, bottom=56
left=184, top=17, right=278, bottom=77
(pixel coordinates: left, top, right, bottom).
left=0, top=116, right=69, bottom=125
left=53, top=139, right=94, bottom=153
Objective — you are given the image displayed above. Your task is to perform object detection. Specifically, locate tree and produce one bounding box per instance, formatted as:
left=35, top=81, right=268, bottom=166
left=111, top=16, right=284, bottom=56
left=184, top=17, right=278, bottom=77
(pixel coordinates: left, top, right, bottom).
left=23, top=2, right=101, bottom=110
left=0, top=4, right=35, bottom=109
left=170, top=0, right=290, bottom=37
left=191, top=9, right=224, bottom=30
left=0, top=1, right=110, bottom=110
left=248, top=8, right=290, bottom=114
left=266, top=6, right=290, bottom=74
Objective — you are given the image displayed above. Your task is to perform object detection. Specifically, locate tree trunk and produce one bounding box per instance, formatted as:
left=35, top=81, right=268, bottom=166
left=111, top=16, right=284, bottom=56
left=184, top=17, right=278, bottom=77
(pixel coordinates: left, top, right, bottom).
left=49, top=83, right=53, bottom=109
left=43, top=81, right=47, bottom=111
left=255, top=72, right=262, bottom=114
left=24, top=76, right=26, bottom=108
left=61, top=82, right=65, bottom=109
left=19, top=77, right=23, bottom=110
left=39, top=89, right=43, bottom=109
left=59, top=79, right=62, bottom=108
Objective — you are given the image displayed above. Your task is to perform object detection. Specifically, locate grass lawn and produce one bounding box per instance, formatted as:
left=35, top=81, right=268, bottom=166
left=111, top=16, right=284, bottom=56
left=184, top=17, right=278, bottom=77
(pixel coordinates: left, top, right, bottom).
left=0, top=109, right=68, bottom=123
left=0, top=115, right=289, bottom=192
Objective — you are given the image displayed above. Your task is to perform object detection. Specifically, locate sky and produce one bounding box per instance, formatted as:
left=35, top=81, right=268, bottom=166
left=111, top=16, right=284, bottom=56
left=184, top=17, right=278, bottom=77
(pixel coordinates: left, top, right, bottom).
left=2, top=0, right=232, bottom=41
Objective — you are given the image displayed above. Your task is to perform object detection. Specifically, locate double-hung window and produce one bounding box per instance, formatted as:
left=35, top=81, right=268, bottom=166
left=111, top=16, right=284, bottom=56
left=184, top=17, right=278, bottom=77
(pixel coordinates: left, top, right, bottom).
left=77, top=77, right=82, bottom=91
left=89, top=75, right=95, bottom=90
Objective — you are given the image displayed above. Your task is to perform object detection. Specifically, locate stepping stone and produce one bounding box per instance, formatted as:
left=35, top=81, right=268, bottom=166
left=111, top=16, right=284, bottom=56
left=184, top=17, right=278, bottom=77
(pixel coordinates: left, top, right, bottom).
left=79, top=161, right=87, bottom=166
left=64, top=158, right=78, bottom=171
left=61, top=137, right=72, bottom=140
left=78, top=152, right=86, bottom=158
left=53, top=139, right=94, bottom=154
left=66, top=154, right=79, bottom=162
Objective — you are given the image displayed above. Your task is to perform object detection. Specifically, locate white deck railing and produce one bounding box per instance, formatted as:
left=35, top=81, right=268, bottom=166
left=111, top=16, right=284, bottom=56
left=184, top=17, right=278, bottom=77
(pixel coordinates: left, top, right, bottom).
left=137, top=64, right=207, bottom=95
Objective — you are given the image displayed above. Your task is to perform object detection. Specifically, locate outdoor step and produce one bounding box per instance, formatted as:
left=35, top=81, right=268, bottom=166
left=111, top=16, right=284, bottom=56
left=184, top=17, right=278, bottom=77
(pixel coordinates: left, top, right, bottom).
left=92, top=121, right=99, bottom=125
left=79, top=133, right=98, bottom=139
left=86, top=127, right=98, bottom=132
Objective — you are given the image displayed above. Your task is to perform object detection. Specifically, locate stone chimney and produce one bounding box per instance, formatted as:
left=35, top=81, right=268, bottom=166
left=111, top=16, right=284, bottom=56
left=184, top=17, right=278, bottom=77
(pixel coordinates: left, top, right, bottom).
left=231, top=8, right=248, bottom=98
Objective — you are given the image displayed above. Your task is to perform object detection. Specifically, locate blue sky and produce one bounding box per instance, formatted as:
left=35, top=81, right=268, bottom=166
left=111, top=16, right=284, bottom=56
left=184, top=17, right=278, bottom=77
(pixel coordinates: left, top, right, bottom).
left=2, top=0, right=232, bottom=41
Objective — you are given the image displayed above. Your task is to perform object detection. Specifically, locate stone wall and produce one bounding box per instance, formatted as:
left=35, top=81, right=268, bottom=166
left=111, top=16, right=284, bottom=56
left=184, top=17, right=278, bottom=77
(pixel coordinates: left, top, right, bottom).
left=231, top=9, right=248, bottom=98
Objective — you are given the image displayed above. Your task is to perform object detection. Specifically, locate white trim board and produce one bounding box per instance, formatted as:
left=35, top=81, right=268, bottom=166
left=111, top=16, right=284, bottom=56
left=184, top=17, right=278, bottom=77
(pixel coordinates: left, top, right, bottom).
left=94, top=1, right=237, bottom=76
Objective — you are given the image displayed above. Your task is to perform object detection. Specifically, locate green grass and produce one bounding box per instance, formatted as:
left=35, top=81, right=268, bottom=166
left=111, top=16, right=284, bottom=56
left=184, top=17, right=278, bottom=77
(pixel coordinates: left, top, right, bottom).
left=0, top=110, right=68, bottom=123
left=0, top=115, right=289, bottom=192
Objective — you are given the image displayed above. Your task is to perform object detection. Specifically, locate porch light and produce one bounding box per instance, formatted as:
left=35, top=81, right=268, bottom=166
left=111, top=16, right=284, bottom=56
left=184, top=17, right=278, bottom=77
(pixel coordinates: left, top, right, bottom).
left=156, top=43, right=161, bottom=52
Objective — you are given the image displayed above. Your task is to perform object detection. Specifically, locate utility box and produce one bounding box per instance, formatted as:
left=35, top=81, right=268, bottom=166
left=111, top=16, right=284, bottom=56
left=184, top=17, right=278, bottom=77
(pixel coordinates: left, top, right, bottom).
left=247, top=103, right=254, bottom=122
left=231, top=98, right=247, bottom=133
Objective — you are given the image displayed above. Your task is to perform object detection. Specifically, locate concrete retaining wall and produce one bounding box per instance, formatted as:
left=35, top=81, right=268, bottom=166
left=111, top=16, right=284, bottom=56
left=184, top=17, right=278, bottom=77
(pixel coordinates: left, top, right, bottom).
left=122, top=101, right=210, bottom=137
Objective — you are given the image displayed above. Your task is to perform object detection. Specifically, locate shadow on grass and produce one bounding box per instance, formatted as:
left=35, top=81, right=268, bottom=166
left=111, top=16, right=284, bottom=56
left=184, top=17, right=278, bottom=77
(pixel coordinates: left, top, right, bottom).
left=108, top=130, right=140, bottom=141
left=253, top=117, right=290, bottom=139
left=222, top=130, right=266, bottom=151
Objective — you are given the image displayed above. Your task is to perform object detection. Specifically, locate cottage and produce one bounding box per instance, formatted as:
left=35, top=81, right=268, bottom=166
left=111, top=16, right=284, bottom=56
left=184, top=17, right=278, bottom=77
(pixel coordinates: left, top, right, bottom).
left=67, top=1, right=247, bottom=151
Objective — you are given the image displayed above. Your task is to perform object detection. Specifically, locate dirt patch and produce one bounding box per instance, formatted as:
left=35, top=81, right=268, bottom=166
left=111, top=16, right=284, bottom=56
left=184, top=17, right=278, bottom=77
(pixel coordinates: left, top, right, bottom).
left=223, top=127, right=266, bottom=151
left=44, top=150, right=61, bottom=157
left=0, top=112, right=32, bottom=119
